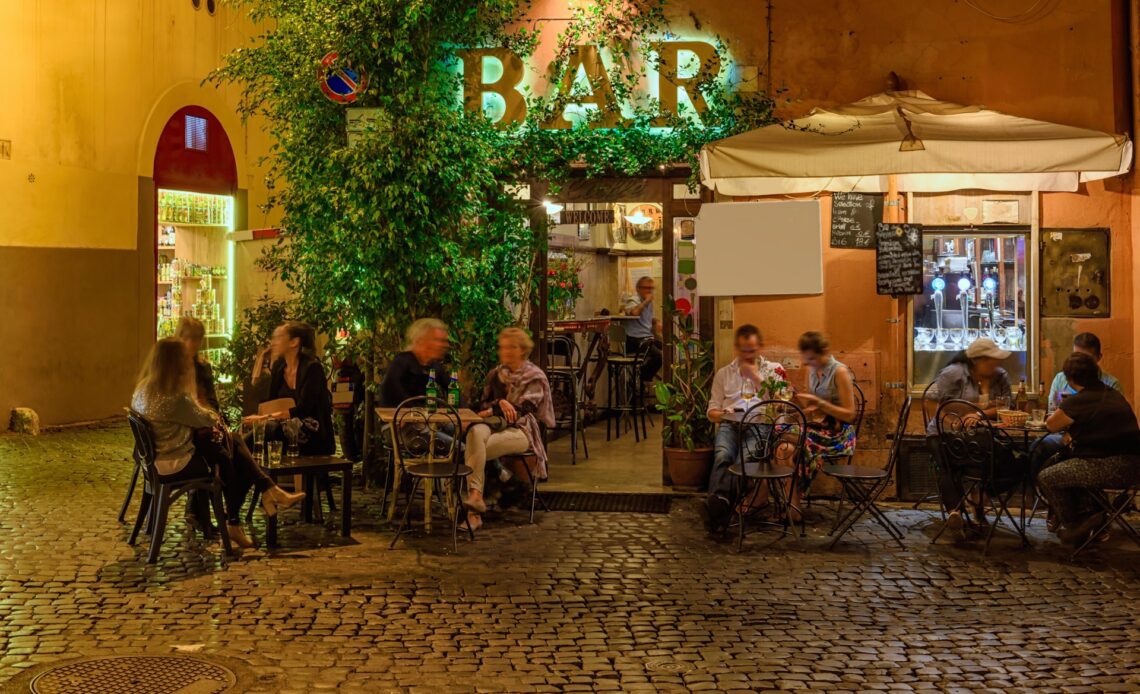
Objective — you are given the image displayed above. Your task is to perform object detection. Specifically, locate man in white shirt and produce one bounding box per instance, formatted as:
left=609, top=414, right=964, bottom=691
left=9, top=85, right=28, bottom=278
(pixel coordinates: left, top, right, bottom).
left=702, top=324, right=789, bottom=533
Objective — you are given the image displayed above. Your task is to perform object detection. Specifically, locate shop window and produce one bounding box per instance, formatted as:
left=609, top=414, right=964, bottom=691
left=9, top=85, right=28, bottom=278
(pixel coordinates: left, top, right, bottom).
left=910, top=228, right=1032, bottom=389
left=184, top=115, right=208, bottom=152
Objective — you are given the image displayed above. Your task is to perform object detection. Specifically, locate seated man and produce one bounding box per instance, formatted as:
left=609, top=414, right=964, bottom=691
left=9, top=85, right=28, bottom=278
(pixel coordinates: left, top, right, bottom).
left=380, top=318, right=450, bottom=407
left=621, top=276, right=662, bottom=384
left=701, top=324, right=789, bottom=534
left=1031, top=332, right=1123, bottom=477
left=1037, top=351, right=1140, bottom=545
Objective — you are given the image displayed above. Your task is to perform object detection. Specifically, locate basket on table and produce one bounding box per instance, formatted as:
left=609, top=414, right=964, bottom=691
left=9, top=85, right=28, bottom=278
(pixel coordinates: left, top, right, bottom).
left=997, top=409, right=1029, bottom=427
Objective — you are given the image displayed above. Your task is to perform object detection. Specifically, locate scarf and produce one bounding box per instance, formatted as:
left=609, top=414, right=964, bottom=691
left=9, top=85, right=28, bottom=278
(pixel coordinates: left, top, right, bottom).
left=493, top=360, right=556, bottom=479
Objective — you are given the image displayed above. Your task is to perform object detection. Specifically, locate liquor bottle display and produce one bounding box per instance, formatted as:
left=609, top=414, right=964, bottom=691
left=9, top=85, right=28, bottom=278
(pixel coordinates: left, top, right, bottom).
left=155, top=189, right=234, bottom=355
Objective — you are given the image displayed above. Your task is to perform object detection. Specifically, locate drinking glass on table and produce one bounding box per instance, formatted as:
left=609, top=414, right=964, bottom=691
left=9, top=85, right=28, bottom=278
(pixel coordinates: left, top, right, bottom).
left=267, top=440, right=283, bottom=468
left=252, top=420, right=266, bottom=458
left=1031, top=409, right=1046, bottom=426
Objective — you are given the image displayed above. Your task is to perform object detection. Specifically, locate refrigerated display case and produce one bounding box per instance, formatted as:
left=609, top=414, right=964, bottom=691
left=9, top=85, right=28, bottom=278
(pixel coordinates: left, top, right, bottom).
left=155, top=189, right=235, bottom=365
left=908, top=226, right=1034, bottom=390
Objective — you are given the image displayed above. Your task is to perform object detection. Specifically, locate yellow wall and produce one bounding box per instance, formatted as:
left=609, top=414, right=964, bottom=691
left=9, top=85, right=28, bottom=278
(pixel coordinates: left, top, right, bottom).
left=0, top=0, right=277, bottom=250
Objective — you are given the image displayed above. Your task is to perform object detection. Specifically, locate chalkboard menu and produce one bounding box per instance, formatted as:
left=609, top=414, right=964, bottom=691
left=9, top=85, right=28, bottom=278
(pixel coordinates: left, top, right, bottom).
left=875, top=223, right=924, bottom=295
left=830, top=192, right=884, bottom=248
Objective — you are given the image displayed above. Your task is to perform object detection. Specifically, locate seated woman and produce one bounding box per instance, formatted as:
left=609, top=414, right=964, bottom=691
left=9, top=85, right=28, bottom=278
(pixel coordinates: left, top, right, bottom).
left=463, top=328, right=555, bottom=531
left=175, top=316, right=226, bottom=533
left=925, top=337, right=1015, bottom=535
left=1037, top=351, right=1140, bottom=545
left=792, top=331, right=858, bottom=520
left=252, top=321, right=336, bottom=456
left=132, top=338, right=304, bottom=549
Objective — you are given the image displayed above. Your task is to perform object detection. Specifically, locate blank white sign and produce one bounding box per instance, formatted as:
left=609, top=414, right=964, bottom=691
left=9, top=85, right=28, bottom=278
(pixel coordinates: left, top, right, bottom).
left=694, top=200, right=822, bottom=296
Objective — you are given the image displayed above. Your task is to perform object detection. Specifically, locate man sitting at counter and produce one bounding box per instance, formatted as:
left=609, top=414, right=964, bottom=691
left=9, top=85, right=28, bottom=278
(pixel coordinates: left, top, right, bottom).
left=621, top=276, right=661, bottom=383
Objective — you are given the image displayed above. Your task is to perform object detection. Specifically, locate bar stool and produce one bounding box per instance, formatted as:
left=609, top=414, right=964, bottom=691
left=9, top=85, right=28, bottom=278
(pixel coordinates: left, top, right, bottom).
left=605, top=339, right=654, bottom=442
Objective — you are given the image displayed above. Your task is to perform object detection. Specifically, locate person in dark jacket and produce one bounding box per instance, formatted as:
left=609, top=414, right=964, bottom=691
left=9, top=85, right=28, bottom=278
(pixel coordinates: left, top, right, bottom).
left=380, top=318, right=450, bottom=407
left=260, top=320, right=336, bottom=456
left=175, top=316, right=224, bottom=532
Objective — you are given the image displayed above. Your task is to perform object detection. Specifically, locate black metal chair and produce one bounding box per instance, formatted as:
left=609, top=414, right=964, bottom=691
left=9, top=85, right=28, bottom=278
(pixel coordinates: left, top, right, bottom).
left=804, top=379, right=866, bottom=508
left=388, top=397, right=474, bottom=552
left=500, top=447, right=552, bottom=524
left=729, top=400, right=808, bottom=550
left=547, top=369, right=588, bottom=464
left=119, top=409, right=144, bottom=523
left=1070, top=478, right=1140, bottom=560
left=546, top=335, right=582, bottom=374
left=910, top=381, right=949, bottom=518
left=931, top=399, right=1029, bottom=554
left=825, top=396, right=912, bottom=549
left=126, top=410, right=233, bottom=564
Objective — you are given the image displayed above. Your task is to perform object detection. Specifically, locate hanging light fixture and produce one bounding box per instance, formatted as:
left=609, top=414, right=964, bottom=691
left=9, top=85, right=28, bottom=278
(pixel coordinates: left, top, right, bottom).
left=623, top=211, right=652, bottom=225
left=542, top=200, right=564, bottom=215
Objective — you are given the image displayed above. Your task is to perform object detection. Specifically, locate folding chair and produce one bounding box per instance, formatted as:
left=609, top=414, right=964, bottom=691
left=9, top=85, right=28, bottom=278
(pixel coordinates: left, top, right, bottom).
left=911, top=381, right=946, bottom=516
left=931, top=399, right=1030, bottom=555
left=805, top=379, right=865, bottom=508
left=728, top=400, right=808, bottom=550
left=825, top=396, right=912, bottom=549
left=1070, top=473, right=1140, bottom=560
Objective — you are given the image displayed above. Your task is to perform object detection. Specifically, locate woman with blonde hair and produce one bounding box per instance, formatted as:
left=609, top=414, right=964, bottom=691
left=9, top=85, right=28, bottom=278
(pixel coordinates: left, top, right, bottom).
left=463, top=327, right=555, bottom=530
left=132, top=338, right=303, bottom=548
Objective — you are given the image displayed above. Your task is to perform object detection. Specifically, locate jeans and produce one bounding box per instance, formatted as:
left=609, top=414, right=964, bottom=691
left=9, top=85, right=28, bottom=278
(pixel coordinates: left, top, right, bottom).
left=197, top=430, right=275, bottom=523
left=708, top=422, right=765, bottom=505
left=1029, top=433, right=1066, bottom=476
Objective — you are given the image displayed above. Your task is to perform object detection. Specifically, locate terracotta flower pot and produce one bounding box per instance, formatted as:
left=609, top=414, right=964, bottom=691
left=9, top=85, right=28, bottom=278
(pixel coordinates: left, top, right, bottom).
left=665, top=446, right=714, bottom=491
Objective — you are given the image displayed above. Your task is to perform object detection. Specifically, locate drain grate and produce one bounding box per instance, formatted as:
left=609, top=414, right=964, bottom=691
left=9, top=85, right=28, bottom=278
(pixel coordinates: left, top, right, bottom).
left=541, top=492, right=672, bottom=514
left=643, top=657, right=696, bottom=674
left=30, top=655, right=236, bottom=694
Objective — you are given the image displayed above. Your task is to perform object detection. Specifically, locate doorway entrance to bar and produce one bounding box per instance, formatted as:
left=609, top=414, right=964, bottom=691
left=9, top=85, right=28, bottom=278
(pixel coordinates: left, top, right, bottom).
left=526, top=172, right=711, bottom=494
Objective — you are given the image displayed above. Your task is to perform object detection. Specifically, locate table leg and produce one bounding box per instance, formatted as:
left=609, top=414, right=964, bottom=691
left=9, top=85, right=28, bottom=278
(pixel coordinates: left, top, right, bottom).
left=424, top=479, right=433, bottom=532
left=341, top=467, right=352, bottom=537
left=267, top=513, right=278, bottom=548
left=387, top=427, right=401, bottom=523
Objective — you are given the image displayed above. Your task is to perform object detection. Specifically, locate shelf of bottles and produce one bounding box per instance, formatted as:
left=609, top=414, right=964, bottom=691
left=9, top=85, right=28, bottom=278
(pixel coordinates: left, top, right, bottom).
left=155, top=190, right=234, bottom=362
left=911, top=231, right=1031, bottom=386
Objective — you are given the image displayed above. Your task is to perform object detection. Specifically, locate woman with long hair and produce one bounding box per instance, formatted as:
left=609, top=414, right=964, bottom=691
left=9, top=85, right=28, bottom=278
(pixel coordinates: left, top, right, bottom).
left=253, top=320, right=336, bottom=456
left=132, top=338, right=304, bottom=549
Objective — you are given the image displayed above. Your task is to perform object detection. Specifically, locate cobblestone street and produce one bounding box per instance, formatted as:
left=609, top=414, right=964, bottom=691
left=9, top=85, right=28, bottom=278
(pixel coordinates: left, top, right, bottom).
left=2, top=423, right=1139, bottom=693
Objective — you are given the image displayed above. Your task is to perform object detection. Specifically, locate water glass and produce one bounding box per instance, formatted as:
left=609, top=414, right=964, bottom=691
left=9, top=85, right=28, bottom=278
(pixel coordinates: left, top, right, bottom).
left=252, top=420, right=266, bottom=457
left=267, top=440, right=283, bottom=467
left=287, top=441, right=300, bottom=459
left=1032, top=409, right=1046, bottom=425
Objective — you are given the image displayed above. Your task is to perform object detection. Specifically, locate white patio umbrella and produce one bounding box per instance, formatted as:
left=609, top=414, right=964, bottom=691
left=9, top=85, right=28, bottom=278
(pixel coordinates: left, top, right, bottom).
left=699, top=91, right=1132, bottom=196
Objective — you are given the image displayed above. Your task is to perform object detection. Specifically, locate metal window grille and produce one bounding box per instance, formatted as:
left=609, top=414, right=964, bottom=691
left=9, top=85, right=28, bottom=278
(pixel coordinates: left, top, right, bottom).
left=184, top=115, right=208, bottom=151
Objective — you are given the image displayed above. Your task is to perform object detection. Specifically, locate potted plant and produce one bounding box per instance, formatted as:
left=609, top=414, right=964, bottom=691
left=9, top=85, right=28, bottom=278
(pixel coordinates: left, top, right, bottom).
left=655, top=300, right=716, bottom=490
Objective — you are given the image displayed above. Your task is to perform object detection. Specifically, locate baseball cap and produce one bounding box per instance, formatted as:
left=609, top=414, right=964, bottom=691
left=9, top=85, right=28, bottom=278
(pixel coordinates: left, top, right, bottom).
left=965, top=337, right=1011, bottom=361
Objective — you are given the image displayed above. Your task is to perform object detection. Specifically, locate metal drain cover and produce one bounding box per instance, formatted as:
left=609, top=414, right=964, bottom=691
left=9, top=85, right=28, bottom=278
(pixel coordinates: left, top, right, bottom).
left=30, top=655, right=236, bottom=694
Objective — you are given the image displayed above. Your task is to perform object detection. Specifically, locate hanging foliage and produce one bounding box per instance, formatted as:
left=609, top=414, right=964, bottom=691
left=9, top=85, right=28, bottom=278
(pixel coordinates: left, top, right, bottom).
left=212, top=0, right=777, bottom=382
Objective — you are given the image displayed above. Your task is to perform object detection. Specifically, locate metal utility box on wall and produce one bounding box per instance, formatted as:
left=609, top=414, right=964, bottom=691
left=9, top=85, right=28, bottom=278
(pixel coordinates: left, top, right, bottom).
left=895, top=436, right=940, bottom=502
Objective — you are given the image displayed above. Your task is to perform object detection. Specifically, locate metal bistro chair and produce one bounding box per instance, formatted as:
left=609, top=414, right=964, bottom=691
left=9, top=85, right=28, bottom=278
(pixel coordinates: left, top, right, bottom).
left=1069, top=475, right=1140, bottom=560
left=118, top=408, right=144, bottom=523
left=932, top=399, right=1030, bottom=554
left=826, top=396, right=912, bottom=549
left=126, top=410, right=233, bottom=564
left=912, top=381, right=946, bottom=515
left=388, top=397, right=474, bottom=552
left=547, top=369, right=589, bottom=465
left=729, top=400, right=808, bottom=550
left=546, top=334, right=582, bottom=375
left=500, top=443, right=552, bottom=524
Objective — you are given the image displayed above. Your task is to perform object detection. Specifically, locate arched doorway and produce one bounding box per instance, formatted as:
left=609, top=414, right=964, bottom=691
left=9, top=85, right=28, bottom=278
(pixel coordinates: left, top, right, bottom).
left=151, top=106, right=238, bottom=363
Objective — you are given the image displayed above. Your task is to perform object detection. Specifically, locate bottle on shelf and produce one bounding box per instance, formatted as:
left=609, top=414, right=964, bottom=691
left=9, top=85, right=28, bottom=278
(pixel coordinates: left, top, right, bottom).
left=447, top=371, right=460, bottom=407
left=1014, top=379, right=1028, bottom=412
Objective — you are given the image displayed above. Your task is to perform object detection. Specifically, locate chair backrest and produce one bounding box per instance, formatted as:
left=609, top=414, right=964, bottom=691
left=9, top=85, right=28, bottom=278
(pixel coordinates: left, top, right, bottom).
left=392, top=396, right=462, bottom=469
left=883, top=395, right=913, bottom=478
left=850, top=380, right=867, bottom=440
left=921, top=381, right=941, bottom=426
left=546, top=335, right=581, bottom=370
left=126, top=409, right=158, bottom=475
left=633, top=338, right=660, bottom=377
left=546, top=369, right=577, bottom=424
left=738, top=399, right=808, bottom=468
left=934, top=398, right=999, bottom=476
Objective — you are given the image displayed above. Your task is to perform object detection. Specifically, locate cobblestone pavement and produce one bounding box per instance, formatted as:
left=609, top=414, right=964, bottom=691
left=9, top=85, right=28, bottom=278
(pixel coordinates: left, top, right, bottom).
left=2, top=423, right=1140, bottom=693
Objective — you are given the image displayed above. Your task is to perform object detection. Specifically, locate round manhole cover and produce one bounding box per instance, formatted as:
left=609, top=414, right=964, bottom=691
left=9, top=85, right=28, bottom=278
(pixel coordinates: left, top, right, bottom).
left=643, top=657, right=695, bottom=674
left=30, top=655, right=236, bottom=694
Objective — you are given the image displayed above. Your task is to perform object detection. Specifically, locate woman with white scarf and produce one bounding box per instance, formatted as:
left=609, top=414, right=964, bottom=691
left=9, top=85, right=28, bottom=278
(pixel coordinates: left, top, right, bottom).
left=464, top=327, right=555, bottom=531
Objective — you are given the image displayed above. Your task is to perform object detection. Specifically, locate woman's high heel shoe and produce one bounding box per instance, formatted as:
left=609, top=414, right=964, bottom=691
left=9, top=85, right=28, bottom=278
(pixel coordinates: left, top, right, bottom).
left=261, top=485, right=305, bottom=517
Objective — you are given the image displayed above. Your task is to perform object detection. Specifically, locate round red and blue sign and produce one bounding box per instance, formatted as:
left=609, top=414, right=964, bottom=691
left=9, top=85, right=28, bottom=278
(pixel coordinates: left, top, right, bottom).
left=318, top=52, right=368, bottom=104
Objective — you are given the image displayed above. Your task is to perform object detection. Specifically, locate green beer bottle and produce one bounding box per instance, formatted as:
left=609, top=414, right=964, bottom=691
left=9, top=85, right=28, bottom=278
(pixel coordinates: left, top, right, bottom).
left=425, top=372, right=439, bottom=412
left=447, top=371, right=460, bottom=407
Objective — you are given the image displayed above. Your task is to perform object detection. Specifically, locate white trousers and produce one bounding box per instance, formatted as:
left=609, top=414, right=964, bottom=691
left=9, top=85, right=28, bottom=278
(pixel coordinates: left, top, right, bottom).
left=464, top=424, right=529, bottom=492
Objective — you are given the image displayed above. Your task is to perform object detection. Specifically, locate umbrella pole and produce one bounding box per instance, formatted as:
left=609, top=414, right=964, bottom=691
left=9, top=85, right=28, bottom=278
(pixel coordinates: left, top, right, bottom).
left=885, top=175, right=909, bottom=406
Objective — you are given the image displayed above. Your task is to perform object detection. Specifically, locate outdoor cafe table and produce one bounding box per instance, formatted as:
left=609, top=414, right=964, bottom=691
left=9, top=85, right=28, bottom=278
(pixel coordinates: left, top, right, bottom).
left=375, top=407, right=486, bottom=532
left=260, top=455, right=353, bottom=548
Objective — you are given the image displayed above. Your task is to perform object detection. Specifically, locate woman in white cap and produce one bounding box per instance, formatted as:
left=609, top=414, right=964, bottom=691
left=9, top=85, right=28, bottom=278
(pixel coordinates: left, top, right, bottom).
left=926, top=337, right=1016, bottom=535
